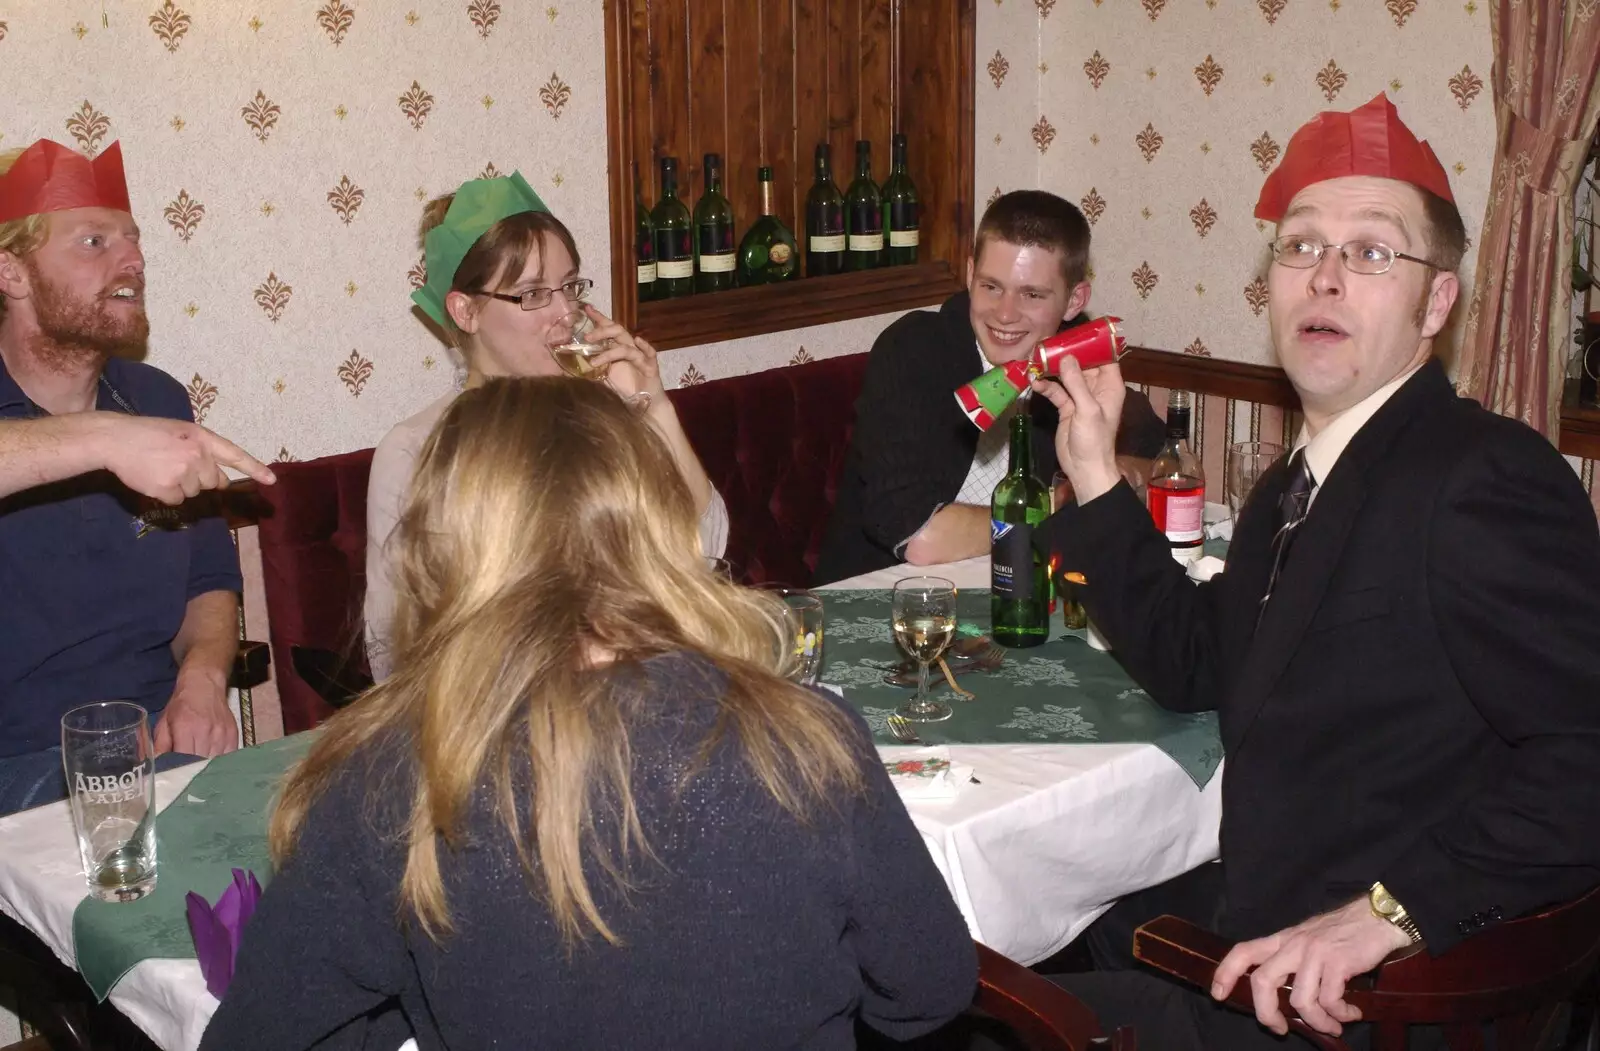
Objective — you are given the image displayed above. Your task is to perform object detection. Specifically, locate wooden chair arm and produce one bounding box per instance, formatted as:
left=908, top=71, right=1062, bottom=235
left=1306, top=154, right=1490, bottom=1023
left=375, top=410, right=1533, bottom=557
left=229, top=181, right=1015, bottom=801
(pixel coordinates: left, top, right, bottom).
left=230, top=640, right=271, bottom=690
left=1133, top=915, right=1359, bottom=1051
left=1136, top=886, right=1600, bottom=1028
left=975, top=942, right=1136, bottom=1050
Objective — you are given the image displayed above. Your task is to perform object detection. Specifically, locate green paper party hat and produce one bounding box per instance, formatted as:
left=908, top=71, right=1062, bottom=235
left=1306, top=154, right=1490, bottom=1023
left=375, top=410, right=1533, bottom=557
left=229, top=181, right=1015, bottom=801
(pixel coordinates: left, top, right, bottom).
left=412, top=170, right=549, bottom=328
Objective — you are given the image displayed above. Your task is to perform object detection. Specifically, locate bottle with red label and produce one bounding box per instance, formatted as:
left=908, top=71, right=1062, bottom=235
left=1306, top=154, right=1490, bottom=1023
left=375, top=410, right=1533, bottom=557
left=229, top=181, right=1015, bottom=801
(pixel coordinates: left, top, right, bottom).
left=1148, top=390, right=1205, bottom=564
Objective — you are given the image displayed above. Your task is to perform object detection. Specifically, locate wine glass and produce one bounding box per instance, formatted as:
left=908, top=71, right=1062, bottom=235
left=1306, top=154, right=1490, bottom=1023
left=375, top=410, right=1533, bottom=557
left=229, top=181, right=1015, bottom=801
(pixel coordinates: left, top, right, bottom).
left=891, top=577, right=958, bottom=723
left=543, top=310, right=651, bottom=411
left=761, top=586, right=824, bottom=686
left=1225, top=442, right=1286, bottom=521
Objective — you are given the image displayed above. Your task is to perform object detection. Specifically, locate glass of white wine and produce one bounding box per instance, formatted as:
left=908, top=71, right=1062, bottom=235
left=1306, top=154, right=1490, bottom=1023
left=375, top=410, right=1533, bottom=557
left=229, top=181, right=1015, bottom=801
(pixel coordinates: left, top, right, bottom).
left=891, top=576, right=958, bottom=723
left=543, top=310, right=651, bottom=411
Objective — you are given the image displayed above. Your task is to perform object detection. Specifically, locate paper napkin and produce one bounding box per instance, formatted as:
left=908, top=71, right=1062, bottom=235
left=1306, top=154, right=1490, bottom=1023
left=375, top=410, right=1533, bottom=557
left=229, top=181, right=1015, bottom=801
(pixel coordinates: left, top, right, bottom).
left=185, top=868, right=262, bottom=999
left=882, top=747, right=975, bottom=800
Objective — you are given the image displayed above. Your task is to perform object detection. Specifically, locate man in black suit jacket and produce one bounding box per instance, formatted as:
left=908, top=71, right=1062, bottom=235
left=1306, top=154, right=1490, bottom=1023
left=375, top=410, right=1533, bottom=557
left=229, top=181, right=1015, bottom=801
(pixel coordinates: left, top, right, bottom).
left=1033, top=93, right=1600, bottom=1048
left=814, top=191, right=1164, bottom=585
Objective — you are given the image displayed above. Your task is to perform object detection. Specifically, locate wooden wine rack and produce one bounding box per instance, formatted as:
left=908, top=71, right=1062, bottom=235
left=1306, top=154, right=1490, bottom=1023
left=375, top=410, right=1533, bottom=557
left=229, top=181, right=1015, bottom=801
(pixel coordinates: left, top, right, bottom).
left=603, top=0, right=975, bottom=350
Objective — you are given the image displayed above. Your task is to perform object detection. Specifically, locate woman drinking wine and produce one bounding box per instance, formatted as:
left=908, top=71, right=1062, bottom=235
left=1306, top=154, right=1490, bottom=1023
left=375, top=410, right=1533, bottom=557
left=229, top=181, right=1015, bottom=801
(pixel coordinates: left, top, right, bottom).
left=365, top=170, right=729, bottom=679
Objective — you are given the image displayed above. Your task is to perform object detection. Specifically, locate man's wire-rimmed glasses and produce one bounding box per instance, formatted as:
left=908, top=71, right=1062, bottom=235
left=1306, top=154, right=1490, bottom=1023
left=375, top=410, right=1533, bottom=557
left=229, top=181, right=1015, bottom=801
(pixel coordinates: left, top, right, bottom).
left=1268, top=236, right=1445, bottom=275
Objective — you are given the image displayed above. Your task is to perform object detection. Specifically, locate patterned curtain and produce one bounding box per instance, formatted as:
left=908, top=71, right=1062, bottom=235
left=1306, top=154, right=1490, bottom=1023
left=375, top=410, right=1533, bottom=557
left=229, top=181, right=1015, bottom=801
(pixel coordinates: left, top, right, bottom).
left=1457, top=0, right=1600, bottom=438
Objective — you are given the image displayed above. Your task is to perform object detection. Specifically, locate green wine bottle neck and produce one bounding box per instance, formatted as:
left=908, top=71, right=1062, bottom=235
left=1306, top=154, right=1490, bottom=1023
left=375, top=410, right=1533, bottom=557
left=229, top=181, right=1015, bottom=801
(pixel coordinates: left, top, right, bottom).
left=815, top=148, right=832, bottom=182
left=1007, top=412, right=1032, bottom=477
left=759, top=179, right=775, bottom=216
left=891, top=137, right=908, bottom=172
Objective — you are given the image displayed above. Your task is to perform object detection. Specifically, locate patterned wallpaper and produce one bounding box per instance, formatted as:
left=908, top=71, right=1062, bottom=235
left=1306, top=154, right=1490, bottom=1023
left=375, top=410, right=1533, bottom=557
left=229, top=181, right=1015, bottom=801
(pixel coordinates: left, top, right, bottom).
left=975, top=0, right=1497, bottom=367
left=0, top=1, right=904, bottom=465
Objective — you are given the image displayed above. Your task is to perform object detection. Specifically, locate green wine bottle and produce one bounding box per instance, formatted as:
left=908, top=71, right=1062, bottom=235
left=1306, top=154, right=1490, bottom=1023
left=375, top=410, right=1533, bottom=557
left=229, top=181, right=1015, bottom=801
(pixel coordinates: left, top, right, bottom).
left=633, top=161, right=657, bottom=303
left=845, top=140, right=883, bottom=270
left=881, top=133, right=919, bottom=266
left=805, top=144, right=846, bottom=277
left=991, top=412, right=1050, bottom=648
left=693, top=153, right=737, bottom=293
left=737, top=166, right=799, bottom=286
left=651, top=156, right=694, bottom=299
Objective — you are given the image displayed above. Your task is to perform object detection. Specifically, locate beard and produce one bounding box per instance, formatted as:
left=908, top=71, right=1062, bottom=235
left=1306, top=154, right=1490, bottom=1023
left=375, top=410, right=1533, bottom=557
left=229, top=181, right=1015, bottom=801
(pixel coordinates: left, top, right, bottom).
left=25, top=264, right=150, bottom=372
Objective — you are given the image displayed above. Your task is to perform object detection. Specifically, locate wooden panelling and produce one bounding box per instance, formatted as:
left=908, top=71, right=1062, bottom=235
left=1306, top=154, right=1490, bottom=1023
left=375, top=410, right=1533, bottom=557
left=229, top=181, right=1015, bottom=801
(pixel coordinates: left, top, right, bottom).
left=827, top=0, right=861, bottom=165
left=635, top=260, right=962, bottom=348
left=792, top=0, right=830, bottom=231
left=723, top=1, right=764, bottom=232
left=1560, top=398, right=1600, bottom=460
left=605, top=0, right=975, bottom=350
left=1120, top=348, right=1301, bottom=410
left=760, top=0, right=797, bottom=228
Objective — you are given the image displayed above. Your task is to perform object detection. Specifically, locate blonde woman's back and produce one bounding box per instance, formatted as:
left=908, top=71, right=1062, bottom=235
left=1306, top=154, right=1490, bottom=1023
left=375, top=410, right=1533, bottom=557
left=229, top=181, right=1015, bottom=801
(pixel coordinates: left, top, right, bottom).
left=199, top=650, right=976, bottom=1050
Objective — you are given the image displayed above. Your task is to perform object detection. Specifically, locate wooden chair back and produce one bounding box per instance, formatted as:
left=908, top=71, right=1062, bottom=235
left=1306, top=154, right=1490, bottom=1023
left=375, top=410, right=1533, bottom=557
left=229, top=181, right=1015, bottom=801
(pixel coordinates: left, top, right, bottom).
left=975, top=942, right=1137, bottom=1050
left=1132, top=884, right=1600, bottom=1050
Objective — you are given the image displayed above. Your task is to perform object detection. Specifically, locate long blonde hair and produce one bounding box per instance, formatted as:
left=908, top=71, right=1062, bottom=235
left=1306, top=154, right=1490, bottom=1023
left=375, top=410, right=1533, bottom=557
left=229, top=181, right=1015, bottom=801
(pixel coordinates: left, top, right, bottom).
left=271, top=377, right=865, bottom=945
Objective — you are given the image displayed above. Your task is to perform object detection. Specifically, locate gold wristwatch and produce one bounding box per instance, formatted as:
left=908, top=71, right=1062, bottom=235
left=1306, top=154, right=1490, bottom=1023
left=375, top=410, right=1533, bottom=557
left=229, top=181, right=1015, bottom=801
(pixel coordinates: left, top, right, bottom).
left=1369, top=881, right=1423, bottom=944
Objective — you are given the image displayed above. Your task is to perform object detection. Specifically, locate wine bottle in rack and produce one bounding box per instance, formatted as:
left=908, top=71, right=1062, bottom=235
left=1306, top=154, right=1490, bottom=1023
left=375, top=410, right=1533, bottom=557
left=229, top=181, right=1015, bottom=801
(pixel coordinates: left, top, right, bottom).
left=633, top=162, right=657, bottom=303
left=692, top=153, right=737, bottom=293
left=845, top=140, right=883, bottom=271
left=651, top=156, right=694, bottom=299
left=881, top=133, right=919, bottom=266
left=805, top=144, right=846, bottom=277
left=737, top=166, right=799, bottom=286
left=1148, top=390, right=1207, bottom=564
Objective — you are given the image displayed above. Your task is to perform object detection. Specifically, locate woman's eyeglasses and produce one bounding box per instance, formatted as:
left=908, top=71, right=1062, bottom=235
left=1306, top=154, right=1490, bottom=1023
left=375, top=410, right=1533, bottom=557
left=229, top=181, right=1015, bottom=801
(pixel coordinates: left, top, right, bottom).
left=477, top=277, right=594, bottom=311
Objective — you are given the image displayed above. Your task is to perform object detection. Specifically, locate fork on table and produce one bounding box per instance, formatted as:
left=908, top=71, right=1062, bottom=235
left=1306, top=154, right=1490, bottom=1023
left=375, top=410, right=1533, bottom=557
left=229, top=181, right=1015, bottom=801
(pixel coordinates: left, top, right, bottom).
left=885, top=714, right=922, bottom=743
left=883, top=715, right=980, bottom=782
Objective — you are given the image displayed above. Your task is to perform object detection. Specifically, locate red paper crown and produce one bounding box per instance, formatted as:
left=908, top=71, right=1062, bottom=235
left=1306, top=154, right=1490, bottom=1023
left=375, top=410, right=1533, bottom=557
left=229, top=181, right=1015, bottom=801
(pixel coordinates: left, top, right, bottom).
left=0, top=139, right=131, bottom=225
left=1254, top=94, right=1453, bottom=222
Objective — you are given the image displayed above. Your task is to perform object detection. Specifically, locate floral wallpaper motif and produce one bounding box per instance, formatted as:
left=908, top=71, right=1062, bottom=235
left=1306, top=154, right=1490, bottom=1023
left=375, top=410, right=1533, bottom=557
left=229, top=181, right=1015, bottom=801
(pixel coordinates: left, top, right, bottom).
left=0, top=1, right=1563, bottom=508
left=0, top=0, right=912, bottom=497
left=977, top=0, right=1497, bottom=367
left=0, top=0, right=629, bottom=463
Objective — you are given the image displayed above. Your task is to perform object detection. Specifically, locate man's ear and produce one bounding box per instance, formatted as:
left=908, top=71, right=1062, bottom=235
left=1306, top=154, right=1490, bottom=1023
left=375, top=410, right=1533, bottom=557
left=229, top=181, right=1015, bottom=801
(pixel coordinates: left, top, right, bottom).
left=1065, top=280, right=1091, bottom=319
left=445, top=289, right=480, bottom=334
left=965, top=256, right=975, bottom=290
left=1420, top=270, right=1459, bottom=340
left=0, top=251, right=32, bottom=303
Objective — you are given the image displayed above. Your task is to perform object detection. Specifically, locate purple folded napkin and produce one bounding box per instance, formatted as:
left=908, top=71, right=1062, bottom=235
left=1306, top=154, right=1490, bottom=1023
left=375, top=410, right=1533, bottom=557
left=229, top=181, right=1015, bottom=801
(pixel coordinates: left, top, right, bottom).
left=185, top=868, right=262, bottom=999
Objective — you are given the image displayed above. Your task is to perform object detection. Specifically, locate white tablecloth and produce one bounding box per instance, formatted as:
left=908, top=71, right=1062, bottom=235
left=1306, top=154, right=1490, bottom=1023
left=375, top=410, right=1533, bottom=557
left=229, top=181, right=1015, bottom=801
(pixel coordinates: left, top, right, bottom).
left=821, top=554, right=1223, bottom=966
left=0, top=763, right=218, bottom=1051
left=0, top=552, right=1222, bottom=1051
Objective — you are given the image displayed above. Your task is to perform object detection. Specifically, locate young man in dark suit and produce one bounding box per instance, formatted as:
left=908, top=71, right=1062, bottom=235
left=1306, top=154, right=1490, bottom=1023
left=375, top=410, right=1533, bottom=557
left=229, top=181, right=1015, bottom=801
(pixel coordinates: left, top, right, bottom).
left=1033, top=93, right=1600, bottom=1048
left=813, top=191, right=1164, bottom=585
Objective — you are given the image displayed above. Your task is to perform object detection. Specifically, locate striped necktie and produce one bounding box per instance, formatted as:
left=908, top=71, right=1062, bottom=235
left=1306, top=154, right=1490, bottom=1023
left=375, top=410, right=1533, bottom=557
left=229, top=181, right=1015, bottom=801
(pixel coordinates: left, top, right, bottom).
left=1257, top=449, right=1316, bottom=625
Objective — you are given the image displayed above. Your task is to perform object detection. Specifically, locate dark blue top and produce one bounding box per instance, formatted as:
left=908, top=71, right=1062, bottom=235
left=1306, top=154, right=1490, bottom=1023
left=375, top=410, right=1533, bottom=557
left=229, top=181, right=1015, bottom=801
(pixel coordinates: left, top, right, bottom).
left=200, top=652, right=977, bottom=1050
left=0, top=356, right=243, bottom=758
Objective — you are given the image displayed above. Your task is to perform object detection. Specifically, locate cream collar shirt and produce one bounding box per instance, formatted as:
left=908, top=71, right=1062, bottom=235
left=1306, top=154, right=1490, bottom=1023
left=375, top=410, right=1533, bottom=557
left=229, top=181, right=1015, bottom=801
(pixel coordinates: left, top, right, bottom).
left=1293, top=361, right=1426, bottom=498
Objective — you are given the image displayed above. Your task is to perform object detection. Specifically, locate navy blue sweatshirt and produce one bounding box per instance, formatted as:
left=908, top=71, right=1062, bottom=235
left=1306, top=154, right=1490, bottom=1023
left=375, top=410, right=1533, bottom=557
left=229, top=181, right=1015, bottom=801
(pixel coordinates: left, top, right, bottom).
left=200, top=652, right=976, bottom=1050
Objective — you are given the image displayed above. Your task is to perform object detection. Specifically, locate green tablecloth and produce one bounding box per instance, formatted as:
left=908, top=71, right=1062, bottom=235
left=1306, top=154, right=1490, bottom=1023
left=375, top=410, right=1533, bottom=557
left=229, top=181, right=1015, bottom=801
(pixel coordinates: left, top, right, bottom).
left=820, top=589, right=1222, bottom=789
left=72, top=732, right=316, bottom=999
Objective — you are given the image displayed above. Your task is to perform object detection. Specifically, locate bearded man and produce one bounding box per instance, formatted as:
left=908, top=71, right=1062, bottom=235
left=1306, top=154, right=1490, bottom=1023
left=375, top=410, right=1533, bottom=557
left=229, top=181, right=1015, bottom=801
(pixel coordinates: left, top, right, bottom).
left=0, top=139, right=259, bottom=815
